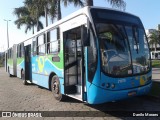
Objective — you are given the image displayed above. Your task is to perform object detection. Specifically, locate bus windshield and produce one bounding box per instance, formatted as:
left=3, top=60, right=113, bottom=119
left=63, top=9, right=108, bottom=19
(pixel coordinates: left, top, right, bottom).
left=91, top=8, right=151, bottom=77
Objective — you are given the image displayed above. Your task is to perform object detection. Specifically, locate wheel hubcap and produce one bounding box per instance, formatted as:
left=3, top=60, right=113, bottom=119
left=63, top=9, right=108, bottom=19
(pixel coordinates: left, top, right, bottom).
left=53, top=80, right=59, bottom=94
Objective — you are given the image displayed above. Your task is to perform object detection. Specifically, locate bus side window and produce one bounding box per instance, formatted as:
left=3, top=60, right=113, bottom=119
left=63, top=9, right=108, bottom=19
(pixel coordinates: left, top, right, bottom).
left=9, top=49, right=10, bottom=59
left=47, top=32, right=50, bottom=53
left=9, top=49, right=11, bottom=59
left=17, top=45, right=18, bottom=57
left=47, top=28, right=60, bottom=54
left=32, top=38, right=37, bottom=56
left=19, top=45, right=21, bottom=57
left=37, top=34, right=46, bottom=55
left=10, top=48, right=12, bottom=58
left=21, top=43, right=24, bottom=57
left=7, top=49, right=9, bottom=59
left=11, top=48, right=12, bottom=59
left=11, top=48, right=13, bottom=58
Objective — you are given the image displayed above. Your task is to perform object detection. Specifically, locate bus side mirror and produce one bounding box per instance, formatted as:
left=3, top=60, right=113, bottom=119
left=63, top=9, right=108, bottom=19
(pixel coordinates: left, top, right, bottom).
left=81, top=25, right=90, bottom=46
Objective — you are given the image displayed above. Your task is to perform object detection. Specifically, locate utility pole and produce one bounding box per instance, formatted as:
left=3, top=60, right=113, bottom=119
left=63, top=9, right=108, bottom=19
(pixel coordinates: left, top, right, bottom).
left=4, top=19, right=11, bottom=48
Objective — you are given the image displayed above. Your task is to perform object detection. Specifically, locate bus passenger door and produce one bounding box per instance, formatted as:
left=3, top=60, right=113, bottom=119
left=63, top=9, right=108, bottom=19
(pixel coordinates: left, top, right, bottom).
left=63, top=26, right=86, bottom=101
left=24, top=44, right=32, bottom=81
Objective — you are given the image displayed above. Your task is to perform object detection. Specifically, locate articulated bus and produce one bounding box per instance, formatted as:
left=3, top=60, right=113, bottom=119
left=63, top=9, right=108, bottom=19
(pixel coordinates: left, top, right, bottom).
left=5, top=44, right=17, bottom=77
left=6, top=6, right=152, bottom=104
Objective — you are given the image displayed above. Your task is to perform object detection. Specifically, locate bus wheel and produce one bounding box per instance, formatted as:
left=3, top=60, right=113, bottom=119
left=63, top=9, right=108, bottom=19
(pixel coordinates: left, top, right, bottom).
left=8, top=69, right=12, bottom=77
left=51, top=75, right=65, bottom=101
left=22, top=70, right=27, bottom=85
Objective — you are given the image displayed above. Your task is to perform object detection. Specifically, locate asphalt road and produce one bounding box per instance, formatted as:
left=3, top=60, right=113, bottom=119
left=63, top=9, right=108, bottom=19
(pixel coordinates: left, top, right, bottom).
left=0, top=67, right=160, bottom=120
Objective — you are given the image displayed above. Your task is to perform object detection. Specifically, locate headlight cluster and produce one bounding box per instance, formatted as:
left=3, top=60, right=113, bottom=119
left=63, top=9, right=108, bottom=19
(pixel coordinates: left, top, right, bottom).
left=102, top=83, right=116, bottom=89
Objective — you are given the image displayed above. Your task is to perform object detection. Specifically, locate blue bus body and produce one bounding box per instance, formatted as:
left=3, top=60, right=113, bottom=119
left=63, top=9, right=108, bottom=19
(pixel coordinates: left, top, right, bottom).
left=6, top=6, right=152, bottom=104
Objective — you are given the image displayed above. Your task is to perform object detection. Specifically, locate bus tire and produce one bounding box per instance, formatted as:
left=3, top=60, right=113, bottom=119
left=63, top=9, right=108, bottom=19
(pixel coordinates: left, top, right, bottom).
left=8, top=68, right=12, bottom=77
left=21, top=70, right=27, bottom=85
left=51, top=75, right=65, bottom=101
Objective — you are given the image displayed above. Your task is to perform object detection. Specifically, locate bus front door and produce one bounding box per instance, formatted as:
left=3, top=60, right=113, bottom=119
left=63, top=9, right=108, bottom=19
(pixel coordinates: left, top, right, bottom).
left=63, top=26, right=86, bottom=101
left=24, top=44, right=32, bottom=82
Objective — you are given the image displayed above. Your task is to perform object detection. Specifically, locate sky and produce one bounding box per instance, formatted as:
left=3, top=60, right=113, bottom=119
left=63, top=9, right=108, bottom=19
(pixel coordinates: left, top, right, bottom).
left=0, top=0, right=160, bottom=52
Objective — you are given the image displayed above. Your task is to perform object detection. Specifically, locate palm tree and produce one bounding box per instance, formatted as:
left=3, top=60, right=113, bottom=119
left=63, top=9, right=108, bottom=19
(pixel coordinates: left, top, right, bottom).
left=53, top=0, right=84, bottom=21
left=14, top=0, right=126, bottom=34
left=49, top=0, right=84, bottom=40
left=85, top=0, right=126, bottom=10
left=148, top=32, right=160, bottom=51
left=53, top=0, right=126, bottom=21
left=24, top=0, right=46, bottom=31
left=13, top=6, right=43, bottom=34
left=26, top=0, right=56, bottom=26
left=148, top=37, right=154, bottom=51
left=48, top=1, right=57, bottom=23
left=158, top=30, right=160, bottom=47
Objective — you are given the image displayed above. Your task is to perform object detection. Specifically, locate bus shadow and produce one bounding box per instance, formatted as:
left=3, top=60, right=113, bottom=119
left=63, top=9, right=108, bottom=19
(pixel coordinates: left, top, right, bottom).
left=85, top=96, right=160, bottom=118
left=63, top=96, right=83, bottom=103
left=10, top=75, right=17, bottom=78
left=86, top=98, right=139, bottom=110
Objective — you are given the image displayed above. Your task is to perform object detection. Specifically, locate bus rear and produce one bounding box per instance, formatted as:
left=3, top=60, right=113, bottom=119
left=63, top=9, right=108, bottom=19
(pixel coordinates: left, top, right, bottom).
left=7, top=45, right=17, bottom=77
left=85, top=7, right=152, bottom=104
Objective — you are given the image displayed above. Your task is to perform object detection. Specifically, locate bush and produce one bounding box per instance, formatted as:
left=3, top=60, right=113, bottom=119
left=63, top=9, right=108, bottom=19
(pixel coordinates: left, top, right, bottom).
left=152, top=60, right=160, bottom=68
left=0, top=53, right=5, bottom=67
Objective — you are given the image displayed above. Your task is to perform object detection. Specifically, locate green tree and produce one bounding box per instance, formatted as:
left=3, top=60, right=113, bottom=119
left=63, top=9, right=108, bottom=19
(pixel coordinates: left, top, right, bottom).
left=54, top=0, right=84, bottom=21
left=0, top=52, right=5, bottom=67
left=14, top=0, right=126, bottom=34
left=54, top=0, right=126, bottom=21
left=85, top=0, right=126, bottom=10
left=158, top=30, right=160, bottom=47
left=148, top=32, right=160, bottom=51
left=24, top=0, right=47, bottom=31
left=13, top=6, right=43, bottom=34
left=24, top=0, right=54, bottom=26
left=50, top=0, right=84, bottom=40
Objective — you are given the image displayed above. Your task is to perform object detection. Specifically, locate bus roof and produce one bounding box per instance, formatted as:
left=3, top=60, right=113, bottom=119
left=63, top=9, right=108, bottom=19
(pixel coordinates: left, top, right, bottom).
left=17, top=6, right=139, bottom=45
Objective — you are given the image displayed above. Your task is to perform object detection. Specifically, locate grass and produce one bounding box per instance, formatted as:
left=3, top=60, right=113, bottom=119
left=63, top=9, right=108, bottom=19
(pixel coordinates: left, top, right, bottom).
left=0, top=61, right=4, bottom=67
left=152, top=60, right=160, bottom=68
left=0, top=62, right=4, bottom=67
left=0, top=61, right=3, bottom=67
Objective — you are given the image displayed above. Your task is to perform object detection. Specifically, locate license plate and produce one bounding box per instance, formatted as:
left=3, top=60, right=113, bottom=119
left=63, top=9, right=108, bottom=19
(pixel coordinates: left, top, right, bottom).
left=128, top=91, right=137, bottom=96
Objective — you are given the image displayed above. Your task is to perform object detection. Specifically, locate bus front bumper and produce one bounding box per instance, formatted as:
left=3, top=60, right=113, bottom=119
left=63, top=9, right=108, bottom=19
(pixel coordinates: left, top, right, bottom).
left=87, top=82, right=152, bottom=104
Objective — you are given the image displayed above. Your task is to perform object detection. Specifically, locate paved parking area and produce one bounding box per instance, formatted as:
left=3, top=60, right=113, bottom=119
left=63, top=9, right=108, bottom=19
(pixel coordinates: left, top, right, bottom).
left=0, top=67, right=160, bottom=120
left=152, top=68, right=160, bottom=81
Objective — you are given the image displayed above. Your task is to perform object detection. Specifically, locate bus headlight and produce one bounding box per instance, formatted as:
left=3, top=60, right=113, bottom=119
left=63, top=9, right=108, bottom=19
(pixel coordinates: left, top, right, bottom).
left=111, top=84, right=115, bottom=89
left=106, top=83, right=110, bottom=88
